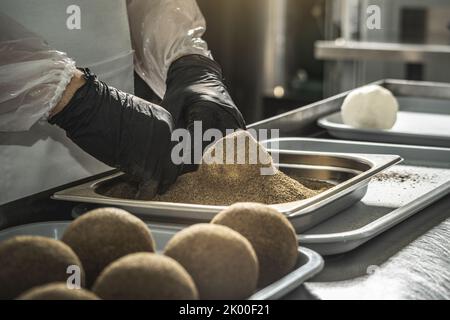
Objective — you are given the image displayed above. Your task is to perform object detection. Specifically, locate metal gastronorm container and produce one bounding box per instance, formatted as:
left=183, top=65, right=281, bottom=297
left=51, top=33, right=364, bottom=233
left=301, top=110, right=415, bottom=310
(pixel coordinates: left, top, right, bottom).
left=53, top=151, right=401, bottom=232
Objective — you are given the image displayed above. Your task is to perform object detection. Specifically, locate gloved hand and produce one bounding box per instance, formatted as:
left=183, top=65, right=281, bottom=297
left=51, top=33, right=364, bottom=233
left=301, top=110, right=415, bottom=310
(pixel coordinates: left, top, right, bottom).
left=162, top=54, right=246, bottom=172
left=49, top=68, right=181, bottom=196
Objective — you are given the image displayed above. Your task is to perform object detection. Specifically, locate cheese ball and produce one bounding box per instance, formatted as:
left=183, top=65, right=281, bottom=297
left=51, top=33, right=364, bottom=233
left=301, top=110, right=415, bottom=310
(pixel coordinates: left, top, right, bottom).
left=18, top=283, right=99, bottom=300
left=212, top=203, right=298, bottom=287
left=341, top=85, right=398, bottom=129
left=164, top=224, right=259, bottom=299
left=0, top=236, right=84, bottom=299
left=93, top=253, right=198, bottom=300
left=61, top=207, right=155, bottom=287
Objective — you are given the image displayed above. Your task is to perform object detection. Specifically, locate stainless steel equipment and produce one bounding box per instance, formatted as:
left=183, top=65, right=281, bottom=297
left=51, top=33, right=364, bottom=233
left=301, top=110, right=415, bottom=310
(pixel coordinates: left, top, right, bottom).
left=320, top=0, right=450, bottom=95
left=0, top=221, right=324, bottom=300
left=52, top=151, right=401, bottom=232
left=263, top=138, right=450, bottom=255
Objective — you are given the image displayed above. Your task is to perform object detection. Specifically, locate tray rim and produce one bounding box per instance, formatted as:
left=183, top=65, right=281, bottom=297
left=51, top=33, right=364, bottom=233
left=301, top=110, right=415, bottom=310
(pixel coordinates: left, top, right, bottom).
left=248, top=246, right=323, bottom=300
left=0, top=221, right=324, bottom=301
left=52, top=150, right=402, bottom=218
left=297, top=182, right=450, bottom=243
left=318, top=111, right=450, bottom=142
left=264, top=137, right=450, bottom=153
left=0, top=220, right=186, bottom=239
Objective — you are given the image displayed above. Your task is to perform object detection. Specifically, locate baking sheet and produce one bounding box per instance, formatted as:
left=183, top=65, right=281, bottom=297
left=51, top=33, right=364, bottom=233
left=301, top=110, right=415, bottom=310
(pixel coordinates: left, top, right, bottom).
left=318, top=96, right=450, bottom=147
left=263, top=138, right=450, bottom=255
left=0, top=221, right=324, bottom=300
left=52, top=151, right=401, bottom=233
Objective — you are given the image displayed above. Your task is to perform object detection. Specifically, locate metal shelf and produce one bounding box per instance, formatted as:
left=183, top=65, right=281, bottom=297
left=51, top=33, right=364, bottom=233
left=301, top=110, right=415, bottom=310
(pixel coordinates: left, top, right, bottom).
left=315, top=40, right=450, bottom=63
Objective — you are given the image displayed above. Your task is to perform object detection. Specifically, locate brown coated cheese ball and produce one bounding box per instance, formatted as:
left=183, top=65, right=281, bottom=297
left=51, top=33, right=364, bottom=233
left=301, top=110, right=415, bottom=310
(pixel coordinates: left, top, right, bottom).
left=0, top=236, right=84, bottom=299
left=212, top=203, right=298, bottom=286
left=62, top=207, right=155, bottom=287
left=93, top=253, right=198, bottom=300
left=164, top=224, right=259, bottom=299
left=18, top=282, right=99, bottom=300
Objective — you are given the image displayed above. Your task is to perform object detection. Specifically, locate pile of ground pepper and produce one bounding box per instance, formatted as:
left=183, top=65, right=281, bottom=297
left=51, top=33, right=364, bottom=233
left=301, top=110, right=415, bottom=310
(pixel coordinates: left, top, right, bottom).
left=100, top=131, right=333, bottom=205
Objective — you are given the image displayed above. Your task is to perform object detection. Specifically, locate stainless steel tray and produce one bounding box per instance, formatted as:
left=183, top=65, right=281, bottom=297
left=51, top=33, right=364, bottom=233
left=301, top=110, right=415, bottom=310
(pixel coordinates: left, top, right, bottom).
left=250, top=79, right=450, bottom=146
left=318, top=110, right=450, bottom=147
left=263, top=137, right=450, bottom=255
left=52, top=151, right=401, bottom=233
left=317, top=81, right=450, bottom=148
left=0, top=221, right=324, bottom=300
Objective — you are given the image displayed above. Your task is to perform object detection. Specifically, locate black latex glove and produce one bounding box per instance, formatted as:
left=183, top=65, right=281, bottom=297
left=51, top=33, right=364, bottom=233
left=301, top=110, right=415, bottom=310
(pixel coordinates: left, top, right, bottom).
left=162, top=55, right=246, bottom=172
left=49, top=68, right=181, bottom=196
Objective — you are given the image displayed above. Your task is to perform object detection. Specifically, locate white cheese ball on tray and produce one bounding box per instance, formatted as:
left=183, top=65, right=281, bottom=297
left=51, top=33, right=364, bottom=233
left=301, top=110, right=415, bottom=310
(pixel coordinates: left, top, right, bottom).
left=341, top=85, right=399, bottom=129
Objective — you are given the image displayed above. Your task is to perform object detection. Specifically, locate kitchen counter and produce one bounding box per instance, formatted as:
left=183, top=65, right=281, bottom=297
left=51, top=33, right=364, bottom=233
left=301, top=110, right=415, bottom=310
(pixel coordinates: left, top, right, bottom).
left=1, top=167, right=449, bottom=300
left=287, top=194, right=450, bottom=299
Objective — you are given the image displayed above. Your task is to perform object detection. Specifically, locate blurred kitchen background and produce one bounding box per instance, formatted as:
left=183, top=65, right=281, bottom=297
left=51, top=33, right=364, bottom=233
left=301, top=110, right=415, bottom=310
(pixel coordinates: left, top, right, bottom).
left=196, top=0, right=450, bottom=123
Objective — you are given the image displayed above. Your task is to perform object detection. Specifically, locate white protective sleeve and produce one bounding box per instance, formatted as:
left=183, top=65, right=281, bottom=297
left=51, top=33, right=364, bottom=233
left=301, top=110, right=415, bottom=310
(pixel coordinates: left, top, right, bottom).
left=0, top=13, right=76, bottom=132
left=127, top=0, right=212, bottom=99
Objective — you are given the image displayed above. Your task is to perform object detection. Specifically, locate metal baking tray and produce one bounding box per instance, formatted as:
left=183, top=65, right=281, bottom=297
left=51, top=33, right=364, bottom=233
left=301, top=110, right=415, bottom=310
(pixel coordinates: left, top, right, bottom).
left=250, top=79, right=450, bottom=146
left=263, top=137, right=450, bottom=255
left=52, top=151, right=401, bottom=232
left=0, top=221, right=324, bottom=300
left=317, top=82, right=450, bottom=147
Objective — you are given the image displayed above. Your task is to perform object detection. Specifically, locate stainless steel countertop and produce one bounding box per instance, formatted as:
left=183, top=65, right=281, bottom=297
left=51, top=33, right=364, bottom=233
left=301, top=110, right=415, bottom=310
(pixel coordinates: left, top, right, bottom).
left=285, top=195, right=450, bottom=299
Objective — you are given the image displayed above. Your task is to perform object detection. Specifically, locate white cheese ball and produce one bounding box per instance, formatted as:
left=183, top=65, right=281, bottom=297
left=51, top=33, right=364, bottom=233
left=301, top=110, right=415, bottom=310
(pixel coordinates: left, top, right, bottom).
left=341, top=85, right=399, bottom=129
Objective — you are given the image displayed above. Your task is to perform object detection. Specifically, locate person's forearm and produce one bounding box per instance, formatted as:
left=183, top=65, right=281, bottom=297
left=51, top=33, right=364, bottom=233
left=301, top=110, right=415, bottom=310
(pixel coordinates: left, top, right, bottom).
left=48, top=68, right=181, bottom=194
left=50, top=69, right=86, bottom=117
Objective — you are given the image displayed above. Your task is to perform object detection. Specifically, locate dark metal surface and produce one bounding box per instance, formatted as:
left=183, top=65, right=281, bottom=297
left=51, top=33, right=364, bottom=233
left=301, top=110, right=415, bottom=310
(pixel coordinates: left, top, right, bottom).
left=288, top=198, right=450, bottom=300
